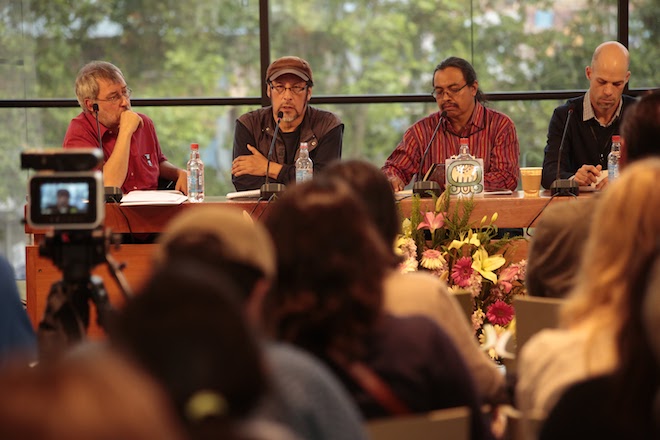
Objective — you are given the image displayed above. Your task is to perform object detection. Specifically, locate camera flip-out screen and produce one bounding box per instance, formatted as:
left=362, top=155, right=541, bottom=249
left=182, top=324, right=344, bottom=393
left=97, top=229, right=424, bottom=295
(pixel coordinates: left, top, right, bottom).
left=27, top=172, right=104, bottom=230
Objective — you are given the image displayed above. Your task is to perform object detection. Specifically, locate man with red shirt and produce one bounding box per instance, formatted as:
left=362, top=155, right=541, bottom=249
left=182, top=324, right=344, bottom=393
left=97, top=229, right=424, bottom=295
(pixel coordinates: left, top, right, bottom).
left=63, top=61, right=186, bottom=195
left=382, top=57, right=520, bottom=192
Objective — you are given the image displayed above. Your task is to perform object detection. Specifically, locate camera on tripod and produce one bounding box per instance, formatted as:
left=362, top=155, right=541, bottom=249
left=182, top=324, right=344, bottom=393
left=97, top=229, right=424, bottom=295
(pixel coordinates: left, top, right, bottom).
left=21, top=149, right=131, bottom=361
left=22, top=148, right=104, bottom=230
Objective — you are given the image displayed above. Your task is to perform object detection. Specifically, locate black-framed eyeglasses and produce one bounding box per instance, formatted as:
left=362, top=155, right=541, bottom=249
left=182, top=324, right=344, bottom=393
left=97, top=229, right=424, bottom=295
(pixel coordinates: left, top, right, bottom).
left=96, top=87, right=132, bottom=103
left=432, top=83, right=468, bottom=99
left=269, top=82, right=308, bottom=95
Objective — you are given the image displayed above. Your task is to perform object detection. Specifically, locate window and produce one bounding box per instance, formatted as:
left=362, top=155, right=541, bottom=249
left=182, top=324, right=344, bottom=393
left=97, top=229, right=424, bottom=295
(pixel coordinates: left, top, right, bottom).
left=0, top=0, right=654, bottom=278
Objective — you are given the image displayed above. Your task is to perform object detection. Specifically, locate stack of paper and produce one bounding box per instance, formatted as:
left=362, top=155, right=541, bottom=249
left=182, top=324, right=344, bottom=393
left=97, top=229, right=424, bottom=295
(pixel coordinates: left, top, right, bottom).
left=226, top=189, right=261, bottom=199
left=119, top=190, right=188, bottom=206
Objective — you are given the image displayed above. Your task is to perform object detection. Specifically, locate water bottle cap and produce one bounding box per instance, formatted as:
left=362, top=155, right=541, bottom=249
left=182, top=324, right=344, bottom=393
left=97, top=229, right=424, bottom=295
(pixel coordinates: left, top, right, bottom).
left=612, top=135, right=621, bottom=143
left=191, top=143, right=199, bottom=150
left=459, top=138, right=469, bottom=145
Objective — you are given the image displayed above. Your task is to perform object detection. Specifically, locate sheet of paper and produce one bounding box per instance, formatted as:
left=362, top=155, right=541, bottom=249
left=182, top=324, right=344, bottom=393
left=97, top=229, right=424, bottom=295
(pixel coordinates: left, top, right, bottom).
left=226, top=189, right=261, bottom=199
left=119, top=190, right=187, bottom=206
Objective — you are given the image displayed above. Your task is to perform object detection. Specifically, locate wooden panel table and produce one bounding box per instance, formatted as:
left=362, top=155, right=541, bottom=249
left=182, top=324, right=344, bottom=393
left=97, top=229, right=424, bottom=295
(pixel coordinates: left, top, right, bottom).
left=25, top=191, right=589, bottom=338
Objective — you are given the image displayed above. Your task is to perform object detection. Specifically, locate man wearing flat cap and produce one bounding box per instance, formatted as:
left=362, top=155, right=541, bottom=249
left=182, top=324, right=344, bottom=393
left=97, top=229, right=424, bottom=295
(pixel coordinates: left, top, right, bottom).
left=232, top=56, right=344, bottom=191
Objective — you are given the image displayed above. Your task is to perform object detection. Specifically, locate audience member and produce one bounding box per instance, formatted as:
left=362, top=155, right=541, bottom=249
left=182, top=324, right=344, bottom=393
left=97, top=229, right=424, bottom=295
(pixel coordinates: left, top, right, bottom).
left=0, top=349, right=187, bottom=440
left=63, top=60, right=186, bottom=194
left=110, top=260, right=286, bottom=440
left=145, top=205, right=368, bottom=440
left=232, top=56, right=343, bottom=191
left=643, top=252, right=660, bottom=434
left=527, top=90, right=659, bottom=299
left=322, top=159, right=506, bottom=403
left=525, top=196, right=597, bottom=298
left=0, top=255, right=36, bottom=366
left=517, top=158, right=660, bottom=420
left=538, top=169, right=660, bottom=439
left=264, top=178, right=493, bottom=440
left=382, top=56, right=519, bottom=192
left=541, top=41, right=635, bottom=189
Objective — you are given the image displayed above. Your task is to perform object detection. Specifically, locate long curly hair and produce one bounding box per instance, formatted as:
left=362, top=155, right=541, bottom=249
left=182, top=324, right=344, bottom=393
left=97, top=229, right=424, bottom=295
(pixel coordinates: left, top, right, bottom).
left=263, top=177, right=394, bottom=361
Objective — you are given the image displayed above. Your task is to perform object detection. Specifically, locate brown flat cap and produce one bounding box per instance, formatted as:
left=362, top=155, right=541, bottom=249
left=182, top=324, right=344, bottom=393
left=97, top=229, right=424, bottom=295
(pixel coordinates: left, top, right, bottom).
left=155, top=206, right=276, bottom=279
left=266, top=56, right=313, bottom=85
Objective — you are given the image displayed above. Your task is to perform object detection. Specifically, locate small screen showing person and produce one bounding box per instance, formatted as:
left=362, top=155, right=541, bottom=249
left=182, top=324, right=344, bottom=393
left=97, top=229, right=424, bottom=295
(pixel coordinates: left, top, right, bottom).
left=40, top=184, right=87, bottom=215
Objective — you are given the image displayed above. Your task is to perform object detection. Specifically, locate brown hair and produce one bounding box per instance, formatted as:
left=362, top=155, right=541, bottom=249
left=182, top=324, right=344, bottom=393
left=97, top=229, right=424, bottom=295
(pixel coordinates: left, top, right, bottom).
left=0, top=350, right=186, bottom=440
left=264, top=178, right=392, bottom=361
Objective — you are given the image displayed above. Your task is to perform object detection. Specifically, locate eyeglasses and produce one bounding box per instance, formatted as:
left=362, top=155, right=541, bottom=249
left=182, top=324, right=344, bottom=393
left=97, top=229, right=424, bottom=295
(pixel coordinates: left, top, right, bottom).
left=96, top=87, right=132, bottom=103
left=432, top=83, right=468, bottom=99
left=269, top=83, right=308, bottom=95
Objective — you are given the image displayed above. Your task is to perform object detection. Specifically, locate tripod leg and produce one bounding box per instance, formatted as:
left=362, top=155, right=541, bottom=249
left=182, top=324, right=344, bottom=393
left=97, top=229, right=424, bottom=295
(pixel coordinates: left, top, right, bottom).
left=37, top=281, right=87, bottom=363
left=88, top=275, right=114, bottom=331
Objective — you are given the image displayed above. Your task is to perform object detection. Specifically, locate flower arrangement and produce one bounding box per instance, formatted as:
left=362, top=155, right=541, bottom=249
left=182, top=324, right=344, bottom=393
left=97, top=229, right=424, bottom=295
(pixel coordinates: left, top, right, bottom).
left=395, top=191, right=527, bottom=360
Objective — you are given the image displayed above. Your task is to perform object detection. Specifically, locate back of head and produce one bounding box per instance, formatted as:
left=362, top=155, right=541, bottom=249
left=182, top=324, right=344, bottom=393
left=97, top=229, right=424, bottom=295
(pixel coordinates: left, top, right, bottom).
left=74, top=61, right=125, bottom=109
left=109, top=261, right=268, bottom=434
left=622, top=90, right=660, bottom=164
left=563, top=158, right=660, bottom=333
left=263, top=178, right=392, bottom=359
left=526, top=197, right=596, bottom=298
left=0, top=350, right=186, bottom=440
left=321, top=159, right=400, bottom=251
left=155, top=205, right=276, bottom=300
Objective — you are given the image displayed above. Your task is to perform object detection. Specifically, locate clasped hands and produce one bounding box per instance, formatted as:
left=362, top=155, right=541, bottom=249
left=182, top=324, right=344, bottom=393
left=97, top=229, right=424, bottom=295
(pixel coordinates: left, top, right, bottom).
left=232, top=145, right=268, bottom=177
left=573, top=164, right=608, bottom=188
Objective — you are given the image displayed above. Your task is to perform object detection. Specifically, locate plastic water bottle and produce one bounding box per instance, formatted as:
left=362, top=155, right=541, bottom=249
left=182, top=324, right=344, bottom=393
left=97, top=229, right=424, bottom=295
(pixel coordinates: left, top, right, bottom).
left=295, top=142, right=313, bottom=183
left=457, top=137, right=471, bottom=159
left=187, top=143, right=204, bottom=202
left=607, top=135, right=621, bottom=183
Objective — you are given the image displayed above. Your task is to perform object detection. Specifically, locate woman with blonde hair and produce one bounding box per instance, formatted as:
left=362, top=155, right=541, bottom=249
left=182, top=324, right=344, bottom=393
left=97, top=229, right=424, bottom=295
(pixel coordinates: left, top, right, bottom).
left=517, top=158, right=660, bottom=420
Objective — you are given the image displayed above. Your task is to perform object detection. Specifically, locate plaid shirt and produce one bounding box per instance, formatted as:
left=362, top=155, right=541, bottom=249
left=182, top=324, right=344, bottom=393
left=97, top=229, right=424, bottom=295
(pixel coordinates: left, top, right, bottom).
left=583, top=89, right=624, bottom=127
left=382, top=101, right=520, bottom=191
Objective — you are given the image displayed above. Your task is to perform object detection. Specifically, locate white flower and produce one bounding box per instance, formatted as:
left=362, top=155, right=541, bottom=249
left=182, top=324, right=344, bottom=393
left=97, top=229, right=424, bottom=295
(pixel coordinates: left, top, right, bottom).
left=399, top=257, right=419, bottom=274
left=480, top=324, right=515, bottom=359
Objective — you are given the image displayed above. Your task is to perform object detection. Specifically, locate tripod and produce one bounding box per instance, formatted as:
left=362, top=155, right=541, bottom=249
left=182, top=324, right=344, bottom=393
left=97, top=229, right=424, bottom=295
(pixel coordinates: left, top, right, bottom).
left=37, top=228, right=131, bottom=362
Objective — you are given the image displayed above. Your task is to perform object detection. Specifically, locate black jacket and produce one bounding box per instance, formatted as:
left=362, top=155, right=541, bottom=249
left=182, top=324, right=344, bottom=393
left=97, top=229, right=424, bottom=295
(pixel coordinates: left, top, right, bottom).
left=541, top=94, right=636, bottom=189
left=232, top=105, right=343, bottom=191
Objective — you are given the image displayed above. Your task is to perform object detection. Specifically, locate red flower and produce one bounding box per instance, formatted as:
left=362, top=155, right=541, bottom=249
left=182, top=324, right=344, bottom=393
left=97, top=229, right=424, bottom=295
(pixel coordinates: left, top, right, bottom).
left=451, top=256, right=474, bottom=287
left=486, top=300, right=515, bottom=326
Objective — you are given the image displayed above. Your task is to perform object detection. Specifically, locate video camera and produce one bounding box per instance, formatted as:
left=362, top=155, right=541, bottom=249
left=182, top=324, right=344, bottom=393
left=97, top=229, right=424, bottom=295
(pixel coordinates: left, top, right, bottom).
left=22, top=149, right=104, bottom=230
left=20, top=149, right=131, bottom=361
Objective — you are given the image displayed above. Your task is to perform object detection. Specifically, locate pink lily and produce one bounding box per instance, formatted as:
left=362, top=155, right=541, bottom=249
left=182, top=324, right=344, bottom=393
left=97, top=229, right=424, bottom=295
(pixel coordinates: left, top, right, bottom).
left=417, top=211, right=445, bottom=233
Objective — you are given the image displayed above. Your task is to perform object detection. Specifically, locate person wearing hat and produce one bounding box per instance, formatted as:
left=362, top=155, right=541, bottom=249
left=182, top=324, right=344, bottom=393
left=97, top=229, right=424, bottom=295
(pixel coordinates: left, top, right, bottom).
left=147, top=206, right=368, bottom=440
left=231, top=56, right=344, bottom=191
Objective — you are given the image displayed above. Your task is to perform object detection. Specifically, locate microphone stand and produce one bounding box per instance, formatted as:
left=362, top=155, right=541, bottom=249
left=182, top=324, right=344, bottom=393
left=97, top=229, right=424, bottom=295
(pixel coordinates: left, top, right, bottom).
left=413, top=111, right=446, bottom=198
left=550, top=106, right=579, bottom=196
left=260, top=111, right=286, bottom=199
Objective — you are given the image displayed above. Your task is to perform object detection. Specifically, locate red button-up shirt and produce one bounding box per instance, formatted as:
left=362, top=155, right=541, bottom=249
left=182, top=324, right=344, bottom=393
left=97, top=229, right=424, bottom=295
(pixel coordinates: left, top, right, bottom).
left=382, top=101, right=520, bottom=191
left=63, top=111, right=167, bottom=194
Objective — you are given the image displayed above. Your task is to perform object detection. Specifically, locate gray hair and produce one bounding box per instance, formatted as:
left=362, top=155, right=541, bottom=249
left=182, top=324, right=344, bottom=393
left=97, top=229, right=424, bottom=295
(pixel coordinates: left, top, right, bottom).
left=74, top=61, right=125, bottom=110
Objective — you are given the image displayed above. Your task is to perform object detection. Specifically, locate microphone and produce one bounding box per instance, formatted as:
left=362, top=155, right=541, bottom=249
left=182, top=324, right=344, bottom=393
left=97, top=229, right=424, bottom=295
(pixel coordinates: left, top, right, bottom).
left=413, top=111, right=446, bottom=197
left=92, top=103, right=103, bottom=150
left=260, top=111, right=286, bottom=199
left=93, top=103, right=123, bottom=202
left=550, top=106, right=579, bottom=196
